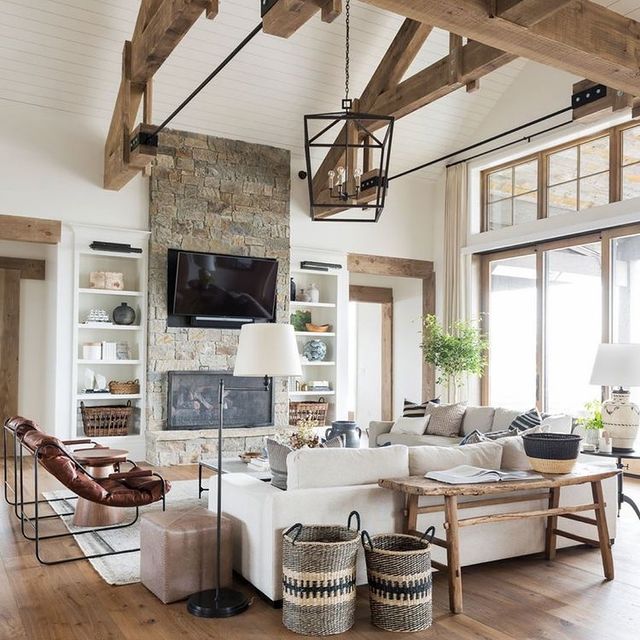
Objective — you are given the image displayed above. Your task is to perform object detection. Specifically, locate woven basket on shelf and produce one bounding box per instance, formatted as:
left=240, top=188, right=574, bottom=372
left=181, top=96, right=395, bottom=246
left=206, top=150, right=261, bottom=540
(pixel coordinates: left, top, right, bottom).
left=522, top=432, right=582, bottom=474
left=80, top=401, right=132, bottom=437
left=289, top=400, right=329, bottom=427
left=282, top=511, right=361, bottom=636
left=108, top=379, right=140, bottom=395
left=361, top=528, right=434, bottom=633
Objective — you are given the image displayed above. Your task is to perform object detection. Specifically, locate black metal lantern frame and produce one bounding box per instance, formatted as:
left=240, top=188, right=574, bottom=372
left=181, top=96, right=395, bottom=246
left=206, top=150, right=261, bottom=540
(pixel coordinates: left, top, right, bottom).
left=303, top=110, right=394, bottom=222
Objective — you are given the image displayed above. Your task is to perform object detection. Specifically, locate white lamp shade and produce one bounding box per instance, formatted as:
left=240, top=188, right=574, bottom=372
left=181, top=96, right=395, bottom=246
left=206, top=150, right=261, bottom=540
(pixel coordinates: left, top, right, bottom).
left=590, top=343, right=640, bottom=387
left=233, top=323, right=302, bottom=378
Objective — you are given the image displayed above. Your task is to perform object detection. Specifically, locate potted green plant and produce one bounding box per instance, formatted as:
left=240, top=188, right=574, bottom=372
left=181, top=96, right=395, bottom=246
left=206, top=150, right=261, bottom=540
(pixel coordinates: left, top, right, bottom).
left=575, top=400, right=603, bottom=448
left=420, top=314, right=488, bottom=403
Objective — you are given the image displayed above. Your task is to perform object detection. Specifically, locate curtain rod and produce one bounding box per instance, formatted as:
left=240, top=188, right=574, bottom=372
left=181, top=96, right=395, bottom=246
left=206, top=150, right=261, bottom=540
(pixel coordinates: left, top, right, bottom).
left=387, top=105, right=573, bottom=182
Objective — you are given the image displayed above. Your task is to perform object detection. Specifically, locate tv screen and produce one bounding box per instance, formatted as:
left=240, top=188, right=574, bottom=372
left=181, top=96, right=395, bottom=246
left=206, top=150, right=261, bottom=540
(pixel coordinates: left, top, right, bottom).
left=169, top=250, right=278, bottom=321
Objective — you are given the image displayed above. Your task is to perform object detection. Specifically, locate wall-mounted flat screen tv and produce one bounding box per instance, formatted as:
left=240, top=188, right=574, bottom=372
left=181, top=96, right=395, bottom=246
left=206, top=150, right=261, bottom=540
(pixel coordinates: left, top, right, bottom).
left=168, top=249, right=278, bottom=322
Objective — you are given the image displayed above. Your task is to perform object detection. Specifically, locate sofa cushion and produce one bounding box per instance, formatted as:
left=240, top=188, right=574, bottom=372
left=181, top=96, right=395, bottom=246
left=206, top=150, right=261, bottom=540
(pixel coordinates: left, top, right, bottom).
left=378, top=433, right=459, bottom=447
left=286, top=445, right=409, bottom=491
left=492, top=408, right=522, bottom=431
left=461, top=406, right=496, bottom=435
left=425, top=402, right=467, bottom=437
left=390, top=416, right=430, bottom=435
left=408, top=441, right=503, bottom=476
left=541, top=414, right=573, bottom=433
left=500, top=437, right=532, bottom=471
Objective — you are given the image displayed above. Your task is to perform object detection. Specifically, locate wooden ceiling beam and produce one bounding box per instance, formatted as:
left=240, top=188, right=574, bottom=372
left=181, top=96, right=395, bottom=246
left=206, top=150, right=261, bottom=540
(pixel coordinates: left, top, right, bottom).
left=358, top=0, right=640, bottom=96
left=262, top=0, right=342, bottom=38
left=0, top=214, right=61, bottom=245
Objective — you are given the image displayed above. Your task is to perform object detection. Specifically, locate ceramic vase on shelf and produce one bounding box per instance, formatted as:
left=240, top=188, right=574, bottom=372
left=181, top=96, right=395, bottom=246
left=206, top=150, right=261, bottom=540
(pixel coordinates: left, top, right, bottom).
left=113, top=302, right=136, bottom=325
left=325, top=421, right=362, bottom=448
left=308, top=283, right=320, bottom=303
left=290, top=278, right=297, bottom=302
left=302, top=339, right=327, bottom=362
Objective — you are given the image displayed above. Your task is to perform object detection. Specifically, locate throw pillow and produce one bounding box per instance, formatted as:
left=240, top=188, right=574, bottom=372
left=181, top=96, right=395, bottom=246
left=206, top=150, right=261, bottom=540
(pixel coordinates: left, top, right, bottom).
left=510, top=408, right=542, bottom=431
left=459, top=429, right=484, bottom=445
left=390, top=415, right=430, bottom=436
left=265, top=438, right=292, bottom=491
left=321, top=435, right=345, bottom=448
left=402, top=397, right=440, bottom=417
left=424, top=402, right=467, bottom=437
left=500, top=436, right=532, bottom=471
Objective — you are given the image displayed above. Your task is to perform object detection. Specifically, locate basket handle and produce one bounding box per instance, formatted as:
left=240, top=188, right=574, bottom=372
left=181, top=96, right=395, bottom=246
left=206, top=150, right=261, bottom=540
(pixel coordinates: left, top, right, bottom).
left=420, top=526, right=436, bottom=544
left=347, top=510, right=361, bottom=531
left=127, top=400, right=132, bottom=407
left=361, top=530, right=374, bottom=550
left=283, top=523, right=303, bottom=544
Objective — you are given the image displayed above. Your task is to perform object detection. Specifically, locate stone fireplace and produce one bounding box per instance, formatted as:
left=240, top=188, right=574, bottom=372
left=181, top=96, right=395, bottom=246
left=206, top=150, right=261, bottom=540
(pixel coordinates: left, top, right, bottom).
left=145, top=129, right=291, bottom=465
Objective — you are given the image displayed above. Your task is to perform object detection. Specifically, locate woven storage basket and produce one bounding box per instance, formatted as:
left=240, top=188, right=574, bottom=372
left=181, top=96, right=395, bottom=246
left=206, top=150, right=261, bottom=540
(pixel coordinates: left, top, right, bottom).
left=80, top=401, right=132, bottom=437
left=282, top=511, right=361, bottom=636
left=108, top=379, right=140, bottom=395
left=361, top=527, right=434, bottom=633
left=522, top=432, right=582, bottom=474
left=289, top=400, right=329, bottom=427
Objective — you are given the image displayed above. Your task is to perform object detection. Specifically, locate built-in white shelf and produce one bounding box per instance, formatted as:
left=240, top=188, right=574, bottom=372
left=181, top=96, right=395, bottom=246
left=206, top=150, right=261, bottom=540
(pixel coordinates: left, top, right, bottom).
left=77, top=359, right=141, bottom=365
left=79, top=249, right=144, bottom=260
left=290, top=301, right=336, bottom=308
left=291, top=269, right=339, bottom=278
left=289, top=390, right=335, bottom=396
left=295, top=331, right=335, bottom=337
left=77, top=324, right=142, bottom=331
left=76, top=393, right=142, bottom=401
left=300, top=361, right=335, bottom=366
left=78, top=288, right=143, bottom=297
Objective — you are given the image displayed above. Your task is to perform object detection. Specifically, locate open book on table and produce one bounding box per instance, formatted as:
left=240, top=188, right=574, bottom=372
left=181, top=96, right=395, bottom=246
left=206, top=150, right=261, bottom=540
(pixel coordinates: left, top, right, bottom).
left=425, top=465, right=544, bottom=485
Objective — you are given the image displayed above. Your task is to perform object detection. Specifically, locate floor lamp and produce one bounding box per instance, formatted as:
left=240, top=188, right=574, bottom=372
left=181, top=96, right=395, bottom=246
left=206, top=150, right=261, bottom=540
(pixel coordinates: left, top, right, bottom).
left=187, top=323, right=302, bottom=618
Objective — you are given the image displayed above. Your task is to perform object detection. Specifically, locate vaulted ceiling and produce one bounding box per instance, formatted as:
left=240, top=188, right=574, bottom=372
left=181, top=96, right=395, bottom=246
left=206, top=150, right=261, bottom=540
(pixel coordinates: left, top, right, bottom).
left=0, top=0, right=637, bottom=181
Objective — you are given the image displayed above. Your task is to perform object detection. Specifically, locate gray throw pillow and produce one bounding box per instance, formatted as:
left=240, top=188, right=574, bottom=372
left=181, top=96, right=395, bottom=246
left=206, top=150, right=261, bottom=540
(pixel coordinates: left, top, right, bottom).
left=425, top=402, right=467, bottom=437
left=266, top=438, right=292, bottom=491
left=321, top=435, right=345, bottom=448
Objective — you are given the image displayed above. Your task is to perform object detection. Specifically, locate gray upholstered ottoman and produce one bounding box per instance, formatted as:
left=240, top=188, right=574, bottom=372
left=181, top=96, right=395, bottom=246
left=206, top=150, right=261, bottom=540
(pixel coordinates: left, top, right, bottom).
left=140, top=507, right=232, bottom=604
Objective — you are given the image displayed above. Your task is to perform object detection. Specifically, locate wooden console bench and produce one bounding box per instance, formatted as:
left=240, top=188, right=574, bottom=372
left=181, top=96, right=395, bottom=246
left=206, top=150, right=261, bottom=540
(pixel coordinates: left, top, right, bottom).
left=379, top=466, right=619, bottom=613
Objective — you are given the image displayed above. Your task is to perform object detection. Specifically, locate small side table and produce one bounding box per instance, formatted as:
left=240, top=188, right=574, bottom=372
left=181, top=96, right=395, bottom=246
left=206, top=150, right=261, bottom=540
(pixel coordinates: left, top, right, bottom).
left=72, top=448, right=129, bottom=527
left=581, top=449, right=640, bottom=519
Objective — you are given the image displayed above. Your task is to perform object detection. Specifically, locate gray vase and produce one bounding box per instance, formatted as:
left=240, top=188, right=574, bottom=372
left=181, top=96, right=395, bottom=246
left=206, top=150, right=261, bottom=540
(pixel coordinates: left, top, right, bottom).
left=112, top=302, right=136, bottom=325
left=325, top=421, right=362, bottom=448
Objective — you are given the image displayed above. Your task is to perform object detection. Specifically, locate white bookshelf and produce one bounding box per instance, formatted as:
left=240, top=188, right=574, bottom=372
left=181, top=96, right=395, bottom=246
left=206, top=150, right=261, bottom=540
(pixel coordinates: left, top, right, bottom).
left=70, top=225, right=150, bottom=457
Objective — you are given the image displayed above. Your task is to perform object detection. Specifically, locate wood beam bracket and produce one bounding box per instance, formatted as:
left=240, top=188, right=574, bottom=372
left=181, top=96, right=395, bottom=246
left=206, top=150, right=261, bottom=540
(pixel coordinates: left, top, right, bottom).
left=262, top=0, right=342, bottom=38
left=572, top=79, right=634, bottom=122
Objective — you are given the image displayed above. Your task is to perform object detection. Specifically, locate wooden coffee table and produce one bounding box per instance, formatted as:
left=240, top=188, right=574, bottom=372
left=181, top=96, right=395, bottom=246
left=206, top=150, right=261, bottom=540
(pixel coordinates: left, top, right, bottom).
left=72, top=448, right=129, bottom=527
left=379, top=465, right=619, bottom=614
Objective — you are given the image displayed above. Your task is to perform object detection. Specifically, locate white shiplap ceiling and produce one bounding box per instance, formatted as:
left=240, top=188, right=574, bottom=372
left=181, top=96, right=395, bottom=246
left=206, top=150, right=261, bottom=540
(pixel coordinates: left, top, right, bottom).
left=0, top=0, right=638, bottom=182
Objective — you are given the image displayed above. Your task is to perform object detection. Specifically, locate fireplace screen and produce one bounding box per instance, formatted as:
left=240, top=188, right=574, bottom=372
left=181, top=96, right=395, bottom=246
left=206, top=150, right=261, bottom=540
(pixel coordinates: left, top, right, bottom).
left=166, top=371, right=274, bottom=430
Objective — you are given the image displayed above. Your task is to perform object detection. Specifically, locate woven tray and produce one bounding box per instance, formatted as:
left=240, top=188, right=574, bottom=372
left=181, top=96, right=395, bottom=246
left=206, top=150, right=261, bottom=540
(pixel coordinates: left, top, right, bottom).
left=108, top=379, right=140, bottom=395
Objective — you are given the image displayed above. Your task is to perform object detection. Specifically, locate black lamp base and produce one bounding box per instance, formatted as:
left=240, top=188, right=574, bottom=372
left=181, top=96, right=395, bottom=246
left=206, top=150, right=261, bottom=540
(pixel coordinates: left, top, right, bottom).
left=187, top=588, right=250, bottom=618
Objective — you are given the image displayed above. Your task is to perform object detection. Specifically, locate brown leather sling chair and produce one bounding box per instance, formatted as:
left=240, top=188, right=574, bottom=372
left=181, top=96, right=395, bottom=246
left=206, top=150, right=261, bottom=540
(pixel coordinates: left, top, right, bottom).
left=5, top=416, right=170, bottom=565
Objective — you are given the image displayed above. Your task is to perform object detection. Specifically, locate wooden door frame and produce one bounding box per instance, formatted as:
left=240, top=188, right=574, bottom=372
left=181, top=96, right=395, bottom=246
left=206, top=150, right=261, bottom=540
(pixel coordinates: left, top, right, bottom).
left=349, top=285, right=394, bottom=421
left=347, top=253, right=435, bottom=400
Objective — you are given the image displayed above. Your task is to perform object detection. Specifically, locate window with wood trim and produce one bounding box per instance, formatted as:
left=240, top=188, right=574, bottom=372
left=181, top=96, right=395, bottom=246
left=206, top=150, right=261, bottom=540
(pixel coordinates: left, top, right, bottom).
left=481, top=122, right=640, bottom=232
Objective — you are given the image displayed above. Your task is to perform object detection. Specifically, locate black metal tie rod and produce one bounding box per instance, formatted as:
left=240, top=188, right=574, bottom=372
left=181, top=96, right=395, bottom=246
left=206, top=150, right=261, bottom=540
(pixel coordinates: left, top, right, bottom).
left=151, top=22, right=264, bottom=138
left=387, top=105, right=574, bottom=182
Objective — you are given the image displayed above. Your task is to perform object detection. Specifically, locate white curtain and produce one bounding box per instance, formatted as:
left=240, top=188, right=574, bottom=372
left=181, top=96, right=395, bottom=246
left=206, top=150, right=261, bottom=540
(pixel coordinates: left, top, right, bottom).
left=443, top=163, right=469, bottom=330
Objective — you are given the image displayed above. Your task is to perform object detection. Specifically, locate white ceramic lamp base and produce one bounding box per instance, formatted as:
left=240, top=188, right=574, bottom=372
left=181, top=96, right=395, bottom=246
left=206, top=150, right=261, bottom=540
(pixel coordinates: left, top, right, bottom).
left=602, top=391, right=640, bottom=452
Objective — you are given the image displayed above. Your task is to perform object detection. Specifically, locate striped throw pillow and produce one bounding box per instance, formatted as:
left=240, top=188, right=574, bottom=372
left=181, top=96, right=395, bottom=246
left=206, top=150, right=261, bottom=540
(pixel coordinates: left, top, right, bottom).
left=403, top=397, right=440, bottom=418
left=510, top=408, right=542, bottom=431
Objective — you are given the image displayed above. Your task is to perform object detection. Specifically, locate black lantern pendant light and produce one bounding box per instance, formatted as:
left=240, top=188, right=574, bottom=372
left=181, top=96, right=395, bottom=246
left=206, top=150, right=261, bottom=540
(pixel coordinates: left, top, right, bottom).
left=303, top=0, right=394, bottom=222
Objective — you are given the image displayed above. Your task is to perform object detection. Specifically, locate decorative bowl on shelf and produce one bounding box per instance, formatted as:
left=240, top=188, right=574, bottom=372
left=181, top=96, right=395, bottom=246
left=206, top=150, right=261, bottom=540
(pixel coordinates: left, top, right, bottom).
left=305, top=323, right=332, bottom=333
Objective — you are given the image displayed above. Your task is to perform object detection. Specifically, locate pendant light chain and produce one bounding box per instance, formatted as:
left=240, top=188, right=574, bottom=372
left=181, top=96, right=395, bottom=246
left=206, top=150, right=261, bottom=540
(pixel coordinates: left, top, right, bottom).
left=345, top=0, right=350, bottom=103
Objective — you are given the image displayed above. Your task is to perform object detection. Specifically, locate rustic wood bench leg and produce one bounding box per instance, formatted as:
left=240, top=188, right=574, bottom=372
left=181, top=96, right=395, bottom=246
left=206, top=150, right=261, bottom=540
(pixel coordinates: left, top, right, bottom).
left=545, top=487, right=560, bottom=560
left=444, top=495, right=463, bottom=614
left=405, top=494, right=418, bottom=534
left=591, top=480, right=614, bottom=581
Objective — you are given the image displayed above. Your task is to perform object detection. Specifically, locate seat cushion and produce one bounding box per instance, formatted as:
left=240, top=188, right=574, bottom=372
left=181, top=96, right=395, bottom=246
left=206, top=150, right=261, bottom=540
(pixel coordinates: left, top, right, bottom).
left=461, top=407, right=496, bottom=435
left=492, top=408, right=522, bottom=431
left=377, top=433, right=459, bottom=447
left=408, top=441, right=503, bottom=476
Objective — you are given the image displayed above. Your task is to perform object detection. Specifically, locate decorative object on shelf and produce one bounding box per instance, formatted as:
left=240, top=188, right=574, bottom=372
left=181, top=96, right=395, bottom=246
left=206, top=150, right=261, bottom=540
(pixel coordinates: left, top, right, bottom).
left=80, top=400, right=132, bottom=437
left=599, top=431, right=613, bottom=454
left=522, top=433, right=582, bottom=474
left=302, top=0, right=393, bottom=223
left=82, top=343, right=102, bottom=360
left=303, top=339, right=327, bottom=362
left=298, top=288, right=311, bottom=302
left=105, top=272, right=125, bottom=290
left=187, top=323, right=301, bottom=620
left=101, top=341, right=117, bottom=360
left=238, top=451, right=261, bottom=464
left=290, top=277, right=296, bottom=302
left=282, top=512, right=361, bottom=635
left=308, top=282, right=320, bottom=303
left=112, top=302, right=136, bottom=325
left=290, top=309, right=311, bottom=331
left=289, top=400, right=329, bottom=428
left=90, top=241, right=142, bottom=254
left=108, top=379, right=140, bottom=395
left=308, top=380, right=331, bottom=391
left=300, top=260, right=342, bottom=272
left=325, top=420, right=361, bottom=448
left=85, top=309, right=110, bottom=323
left=421, top=314, right=488, bottom=403
left=95, top=373, right=107, bottom=391
left=590, top=343, right=640, bottom=451
left=83, top=368, right=109, bottom=392
left=576, top=400, right=603, bottom=449
left=305, top=322, right=332, bottom=333
left=89, top=271, right=106, bottom=289
left=116, top=342, right=131, bottom=360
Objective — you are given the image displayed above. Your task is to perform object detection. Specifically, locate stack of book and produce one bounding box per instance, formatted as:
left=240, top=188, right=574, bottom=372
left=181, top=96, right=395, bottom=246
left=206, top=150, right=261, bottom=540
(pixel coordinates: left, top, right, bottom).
left=101, top=341, right=118, bottom=360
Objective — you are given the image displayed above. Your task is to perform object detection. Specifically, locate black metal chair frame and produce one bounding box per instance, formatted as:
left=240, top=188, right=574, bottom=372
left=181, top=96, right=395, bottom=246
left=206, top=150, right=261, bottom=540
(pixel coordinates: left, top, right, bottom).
left=6, top=427, right=167, bottom=566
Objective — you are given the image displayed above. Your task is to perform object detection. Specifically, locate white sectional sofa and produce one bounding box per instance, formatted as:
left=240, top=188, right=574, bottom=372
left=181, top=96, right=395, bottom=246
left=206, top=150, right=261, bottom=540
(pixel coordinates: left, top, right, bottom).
left=368, top=405, right=573, bottom=447
left=210, top=442, right=617, bottom=603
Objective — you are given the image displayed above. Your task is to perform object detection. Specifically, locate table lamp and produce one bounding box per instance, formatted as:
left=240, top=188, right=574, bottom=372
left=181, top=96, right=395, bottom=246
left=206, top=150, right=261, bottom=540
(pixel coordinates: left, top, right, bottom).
left=187, top=323, right=302, bottom=618
left=590, top=343, right=640, bottom=451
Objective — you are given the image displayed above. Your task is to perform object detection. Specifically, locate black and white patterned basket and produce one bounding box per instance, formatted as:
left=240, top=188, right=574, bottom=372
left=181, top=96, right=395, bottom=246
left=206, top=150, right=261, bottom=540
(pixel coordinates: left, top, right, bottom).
left=282, top=512, right=361, bottom=636
left=361, top=527, right=435, bottom=633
